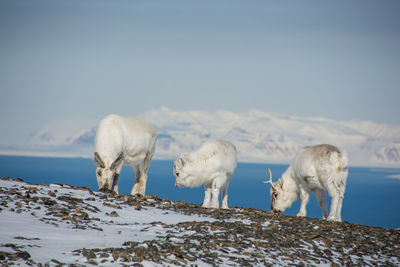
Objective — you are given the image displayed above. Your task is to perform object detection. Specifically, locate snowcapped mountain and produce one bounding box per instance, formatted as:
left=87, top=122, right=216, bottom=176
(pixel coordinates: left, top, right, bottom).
left=140, top=107, right=400, bottom=166
left=5, top=107, right=400, bottom=167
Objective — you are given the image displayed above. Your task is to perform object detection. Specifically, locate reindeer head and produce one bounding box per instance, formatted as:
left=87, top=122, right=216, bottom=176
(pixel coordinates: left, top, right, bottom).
left=94, top=152, right=124, bottom=193
left=173, top=157, right=187, bottom=188
left=263, top=168, right=292, bottom=213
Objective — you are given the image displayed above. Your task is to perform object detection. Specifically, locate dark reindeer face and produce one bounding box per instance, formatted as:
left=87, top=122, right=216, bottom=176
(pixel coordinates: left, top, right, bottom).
left=94, top=152, right=123, bottom=193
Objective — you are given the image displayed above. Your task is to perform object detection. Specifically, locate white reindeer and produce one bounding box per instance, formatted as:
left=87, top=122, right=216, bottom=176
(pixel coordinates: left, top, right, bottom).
left=94, top=114, right=157, bottom=196
left=173, top=139, right=237, bottom=209
left=264, top=144, right=348, bottom=222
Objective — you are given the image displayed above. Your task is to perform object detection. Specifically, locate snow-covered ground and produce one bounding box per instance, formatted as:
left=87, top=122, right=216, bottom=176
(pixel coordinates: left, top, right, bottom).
left=1, top=178, right=399, bottom=266
left=0, top=179, right=214, bottom=265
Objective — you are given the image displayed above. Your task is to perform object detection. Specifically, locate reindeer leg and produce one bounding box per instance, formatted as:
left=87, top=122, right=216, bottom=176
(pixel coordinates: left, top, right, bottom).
left=202, top=183, right=212, bottom=208
left=335, top=196, right=344, bottom=222
left=335, top=184, right=346, bottom=222
left=131, top=166, right=141, bottom=196
left=210, top=188, right=220, bottom=209
left=297, top=187, right=310, bottom=217
left=327, top=195, right=339, bottom=221
left=220, top=173, right=233, bottom=209
left=314, top=188, right=328, bottom=219
left=112, top=176, right=120, bottom=194
left=137, top=164, right=147, bottom=196
left=220, top=183, right=228, bottom=209
left=210, top=175, right=224, bottom=209
left=326, top=182, right=341, bottom=221
left=138, top=152, right=153, bottom=196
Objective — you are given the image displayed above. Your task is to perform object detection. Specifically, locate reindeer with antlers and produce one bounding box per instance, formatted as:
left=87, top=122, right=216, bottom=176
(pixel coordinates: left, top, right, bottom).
left=264, top=144, right=348, bottom=222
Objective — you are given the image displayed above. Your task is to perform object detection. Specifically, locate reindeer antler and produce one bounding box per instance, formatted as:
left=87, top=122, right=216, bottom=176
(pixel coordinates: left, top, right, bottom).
left=263, top=168, right=274, bottom=186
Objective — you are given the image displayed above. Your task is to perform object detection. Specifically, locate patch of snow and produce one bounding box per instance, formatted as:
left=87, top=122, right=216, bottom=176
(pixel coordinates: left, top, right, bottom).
left=0, top=179, right=215, bottom=265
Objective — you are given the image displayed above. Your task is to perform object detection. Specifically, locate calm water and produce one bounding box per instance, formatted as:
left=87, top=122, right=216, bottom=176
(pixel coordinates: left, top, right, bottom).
left=1, top=155, right=399, bottom=229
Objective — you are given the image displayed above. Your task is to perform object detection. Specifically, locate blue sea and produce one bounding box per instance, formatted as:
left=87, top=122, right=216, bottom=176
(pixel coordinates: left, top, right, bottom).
left=1, top=155, right=399, bottom=229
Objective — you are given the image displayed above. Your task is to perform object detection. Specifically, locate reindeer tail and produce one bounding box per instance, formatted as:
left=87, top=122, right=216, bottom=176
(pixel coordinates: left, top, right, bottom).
left=330, top=149, right=349, bottom=187
left=330, top=149, right=348, bottom=172
left=330, top=149, right=349, bottom=196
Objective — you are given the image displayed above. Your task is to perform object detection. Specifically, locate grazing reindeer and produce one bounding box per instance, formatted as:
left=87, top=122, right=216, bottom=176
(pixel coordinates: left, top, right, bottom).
left=173, top=139, right=237, bottom=209
left=94, top=114, right=157, bottom=196
left=264, top=144, right=348, bottom=222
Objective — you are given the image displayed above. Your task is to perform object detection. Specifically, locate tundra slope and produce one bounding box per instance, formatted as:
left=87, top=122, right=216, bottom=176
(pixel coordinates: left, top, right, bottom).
left=1, top=177, right=399, bottom=266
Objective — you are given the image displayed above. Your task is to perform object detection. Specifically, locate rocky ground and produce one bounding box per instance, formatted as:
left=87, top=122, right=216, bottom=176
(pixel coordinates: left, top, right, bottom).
left=0, top=176, right=399, bottom=266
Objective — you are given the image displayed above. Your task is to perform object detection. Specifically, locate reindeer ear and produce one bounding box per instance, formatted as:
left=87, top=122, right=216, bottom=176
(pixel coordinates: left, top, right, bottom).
left=110, top=152, right=124, bottom=170
left=94, top=152, right=105, bottom=168
left=175, top=157, right=185, bottom=170
left=278, top=178, right=284, bottom=189
left=270, top=183, right=276, bottom=190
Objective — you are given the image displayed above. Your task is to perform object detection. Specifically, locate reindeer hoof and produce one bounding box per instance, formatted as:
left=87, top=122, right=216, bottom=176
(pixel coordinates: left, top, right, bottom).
left=327, top=216, right=341, bottom=222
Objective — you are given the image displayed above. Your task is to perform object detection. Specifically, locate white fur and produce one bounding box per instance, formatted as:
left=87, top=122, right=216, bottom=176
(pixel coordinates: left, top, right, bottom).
left=173, top=139, right=237, bottom=209
left=269, top=144, right=348, bottom=222
left=94, top=114, right=157, bottom=196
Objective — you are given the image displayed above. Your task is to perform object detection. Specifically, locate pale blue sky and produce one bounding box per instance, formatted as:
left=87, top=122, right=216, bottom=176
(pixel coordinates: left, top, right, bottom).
left=1, top=0, right=400, bottom=143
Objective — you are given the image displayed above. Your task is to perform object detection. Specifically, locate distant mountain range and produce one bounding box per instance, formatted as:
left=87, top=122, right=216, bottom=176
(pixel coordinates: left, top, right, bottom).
left=2, top=107, right=400, bottom=167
